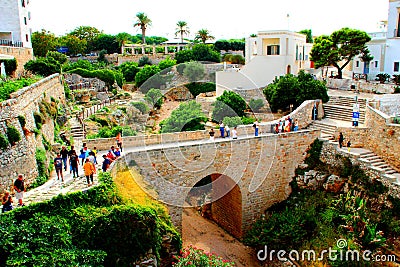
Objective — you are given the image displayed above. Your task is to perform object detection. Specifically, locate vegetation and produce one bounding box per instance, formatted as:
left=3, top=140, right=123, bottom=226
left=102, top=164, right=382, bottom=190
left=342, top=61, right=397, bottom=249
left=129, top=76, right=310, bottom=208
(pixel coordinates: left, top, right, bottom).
left=183, top=61, right=205, bottom=82
left=173, top=246, right=234, bottom=267
left=134, top=12, right=152, bottom=44
left=263, top=70, right=329, bottom=112
left=310, top=28, right=371, bottom=79
left=222, top=116, right=242, bottom=127
left=244, top=139, right=399, bottom=266
left=0, top=77, right=40, bottom=102
left=68, top=68, right=123, bottom=88
left=298, top=29, right=313, bottom=43
left=0, top=58, right=17, bottom=76
left=131, top=101, right=149, bottom=114
left=31, top=148, right=49, bottom=188
left=145, top=88, right=164, bottom=110
left=118, top=61, right=139, bottom=82
left=185, top=82, right=216, bottom=97
left=248, top=98, right=264, bottom=112
left=222, top=54, right=245, bottom=64
left=158, top=56, right=177, bottom=70
left=135, top=65, right=161, bottom=89
left=24, top=51, right=67, bottom=77
left=0, top=133, right=9, bottom=150
left=0, top=172, right=181, bottom=266
left=138, top=56, right=152, bottom=67
left=6, top=125, right=21, bottom=145
left=175, top=44, right=221, bottom=63
left=195, top=29, right=215, bottom=44
left=160, top=101, right=207, bottom=133
left=31, top=29, right=58, bottom=57
left=376, top=73, right=390, bottom=84
left=212, top=90, right=247, bottom=122
left=175, top=21, right=190, bottom=44
left=214, top=40, right=245, bottom=52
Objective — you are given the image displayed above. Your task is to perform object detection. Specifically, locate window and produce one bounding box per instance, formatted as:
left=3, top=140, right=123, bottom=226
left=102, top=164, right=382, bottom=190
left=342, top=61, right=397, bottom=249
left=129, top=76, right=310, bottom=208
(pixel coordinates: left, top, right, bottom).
left=394, top=62, right=399, bottom=72
left=26, top=34, right=29, bottom=42
left=356, top=61, right=359, bottom=68
left=267, top=45, right=280, bottom=55
left=21, top=0, right=25, bottom=7
left=375, top=61, right=378, bottom=68
left=28, top=12, right=31, bottom=20
left=24, top=17, right=27, bottom=25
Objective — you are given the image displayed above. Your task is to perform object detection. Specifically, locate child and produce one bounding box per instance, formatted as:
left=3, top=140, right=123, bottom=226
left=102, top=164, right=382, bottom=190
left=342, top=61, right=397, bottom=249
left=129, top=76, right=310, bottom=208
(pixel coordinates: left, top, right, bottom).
left=347, top=140, right=351, bottom=152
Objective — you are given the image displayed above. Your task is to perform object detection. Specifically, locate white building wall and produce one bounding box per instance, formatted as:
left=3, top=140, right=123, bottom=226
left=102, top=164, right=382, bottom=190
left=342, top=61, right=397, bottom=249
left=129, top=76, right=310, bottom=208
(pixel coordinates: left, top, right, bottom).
left=0, top=0, right=32, bottom=48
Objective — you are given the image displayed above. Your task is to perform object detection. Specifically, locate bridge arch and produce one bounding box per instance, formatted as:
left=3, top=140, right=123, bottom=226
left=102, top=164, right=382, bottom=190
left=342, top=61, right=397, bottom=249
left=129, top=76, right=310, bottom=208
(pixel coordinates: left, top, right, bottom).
left=187, top=173, right=243, bottom=238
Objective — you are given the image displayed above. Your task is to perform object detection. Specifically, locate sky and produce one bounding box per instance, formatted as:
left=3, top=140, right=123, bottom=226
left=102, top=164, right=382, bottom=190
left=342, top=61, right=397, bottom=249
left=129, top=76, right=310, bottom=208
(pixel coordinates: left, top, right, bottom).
left=29, top=0, right=389, bottom=40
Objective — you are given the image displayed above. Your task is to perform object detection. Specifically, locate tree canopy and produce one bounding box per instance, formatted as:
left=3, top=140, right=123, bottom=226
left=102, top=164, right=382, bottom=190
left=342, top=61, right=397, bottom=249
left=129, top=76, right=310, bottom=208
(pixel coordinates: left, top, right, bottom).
left=134, top=12, right=152, bottom=44
left=160, top=101, right=206, bottom=133
left=212, top=90, right=247, bottom=122
left=175, top=21, right=190, bottom=44
left=31, top=30, right=58, bottom=57
left=263, top=70, right=329, bottom=112
left=195, top=29, right=215, bottom=44
left=310, top=28, right=371, bottom=79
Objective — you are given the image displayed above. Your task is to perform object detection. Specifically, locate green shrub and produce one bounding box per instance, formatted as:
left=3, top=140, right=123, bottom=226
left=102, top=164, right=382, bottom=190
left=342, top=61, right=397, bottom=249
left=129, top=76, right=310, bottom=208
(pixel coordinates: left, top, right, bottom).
left=24, top=57, right=60, bottom=76
left=138, top=56, right=152, bottom=67
left=118, top=61, right=139, bottom=82
left=176, top=63, right=186, bottom=75
left=304, top=139, right=323, bottom=169
left=222, top=116, right=242, bottom=127
left=185, top=82, right=215, bottom=97
left=0, top=58, right=17, bottom=75
left=158, top=56, right=176, bottom=70
left=241, top=116, right=256, bottom=125
left=131, top=101, right=149, bottom=114
left=212, top=90, right=247, bottom=122
left=375, top=73, right=390, bottom=84
left=0, top=77, right=40, bottom=102
left=6, top=125, right=21, bottom=145
left=33, top=112, right=45, bottom=130
left=17, top=115, right=26, bottom=128
left=135, top=65, right=161, bottom=89
left=249, top=98, right=264, bottom=112
left=88, top=115, right=109, bottom=127
left=87, top=126, right=137, bottom=139
left=0, top=133, right=9, bottom=149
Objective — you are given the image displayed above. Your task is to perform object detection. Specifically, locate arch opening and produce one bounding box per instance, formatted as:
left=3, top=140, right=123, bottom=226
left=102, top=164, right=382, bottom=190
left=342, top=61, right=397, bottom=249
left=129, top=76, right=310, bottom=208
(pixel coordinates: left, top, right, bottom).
left=186, top=173, right=243, bottom=238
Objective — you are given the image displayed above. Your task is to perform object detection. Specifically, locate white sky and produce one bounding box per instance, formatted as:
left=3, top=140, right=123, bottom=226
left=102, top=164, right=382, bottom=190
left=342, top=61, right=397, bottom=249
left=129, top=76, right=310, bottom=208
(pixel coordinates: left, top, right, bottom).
left=29, top=0, right=389, bottom=39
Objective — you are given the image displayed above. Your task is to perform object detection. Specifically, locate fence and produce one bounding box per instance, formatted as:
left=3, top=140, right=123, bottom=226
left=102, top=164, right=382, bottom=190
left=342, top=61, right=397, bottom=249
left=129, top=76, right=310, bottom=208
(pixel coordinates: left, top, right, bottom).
left=0, top=39, right=23, bottom=47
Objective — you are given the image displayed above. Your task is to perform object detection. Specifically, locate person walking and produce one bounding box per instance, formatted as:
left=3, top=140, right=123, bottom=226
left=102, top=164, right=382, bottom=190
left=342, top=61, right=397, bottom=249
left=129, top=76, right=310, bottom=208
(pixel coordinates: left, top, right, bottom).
left=83, top=158, right=95, bottom=187
left=232, top=127, right=238, bottom=140
left=68, top=146, right=76, bottom=173
left=254, top=120, right=260, bottom=136
left=54, top=153, right=64, bottom=182
left=2, top=191, right=13, bottom=212
left=102, top=155, right=111, bottom=172
left=116, top=132, right=123, bottom=152
left=60, top=146, right=69, bottom=172
left=209, top=128, right=215, bottom=141
left=70, top=151, right=79, bottom=178
left=219, top=121, right=225, bottom=138
left=347, top=140, right=351, bottom=152
left=225, top=125, right=230, bottom=138
left=338, top=132, right=344, bottom=148
left=293, top=119, right=299, bottom=131
left=13, top=174, right=25, bottom=207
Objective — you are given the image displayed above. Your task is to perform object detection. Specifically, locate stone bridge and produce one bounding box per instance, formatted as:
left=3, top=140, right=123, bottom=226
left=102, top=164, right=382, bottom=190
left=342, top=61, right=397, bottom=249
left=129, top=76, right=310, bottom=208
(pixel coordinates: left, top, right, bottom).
left=111, top=129, right=319, bottom=239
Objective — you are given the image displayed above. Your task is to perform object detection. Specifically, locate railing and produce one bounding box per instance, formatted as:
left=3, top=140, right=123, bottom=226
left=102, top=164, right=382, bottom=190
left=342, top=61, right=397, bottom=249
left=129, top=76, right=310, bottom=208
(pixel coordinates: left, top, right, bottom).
left=0, top=39, right=23, bottom=47
left=75, top=99, right=115, bottom=138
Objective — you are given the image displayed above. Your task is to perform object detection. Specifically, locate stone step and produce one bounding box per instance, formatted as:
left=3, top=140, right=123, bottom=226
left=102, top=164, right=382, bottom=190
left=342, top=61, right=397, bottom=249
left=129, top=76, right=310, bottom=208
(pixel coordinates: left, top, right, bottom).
left=385, top=170, right=397, bottom=175
left=383, top=174, right=397, bottom=182
left=359, top=152, right=376, bottom=158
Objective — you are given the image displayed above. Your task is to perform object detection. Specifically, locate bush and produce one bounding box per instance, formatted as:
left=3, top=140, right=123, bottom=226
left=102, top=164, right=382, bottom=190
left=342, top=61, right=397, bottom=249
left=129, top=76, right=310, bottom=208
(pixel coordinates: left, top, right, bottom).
left=183, top=61, right=205, bottom=82
left=158, top=56, right=176, bottom=70
left=135, top=65, right=161, bottom=89
left=222, top=116, right=242, bottom=127
left=34, top=112, right=45, bottom=130
left=87, top=126, right=137, bottom=139
left=249, top=98, right=264, bottom=112
left=0, top=133, right=9, bottom=149
left=175, top=44, right=221, bottom=63
left=0, top=77, right=40, bottom=102
left=138, top=56, right=152, bottom=67
left=68, top=68, right=123, bottom=88
left=160, top=101, right=207, bottom=133
left=0, top=58, right=17, bottom=76
left=176, top=63, right=186, bottom=75
left=173, top=246, right=235, bottom=267
left=241, top=116, right=256, bottom=125
left=185, top=82, right=215, bottom=97
left=145, top=88, right=164, bottom=110
left=6, top=125, right=21, bottom=145
left=17, top=115, right=26, bottom=128
left=212, top=90, right=247, bottom=122
left=131, top=101, right=149, bottom=114
left=88, top=115, right=109, bottom=127
left=376, top=73, right=390, bottom=84
left=24, top=57, right=60, bottom=76
left=118, top=61, right=139, bottom=82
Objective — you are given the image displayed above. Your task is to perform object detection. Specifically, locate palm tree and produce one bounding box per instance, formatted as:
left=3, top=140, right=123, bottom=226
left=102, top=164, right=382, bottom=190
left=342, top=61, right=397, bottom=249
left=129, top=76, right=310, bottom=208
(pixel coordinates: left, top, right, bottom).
left=195, top=29, right=215, bottom=44
left=116, top=32, right=130, bottom=54
left=134, top=12, right=152, bottom=44
left=175, top=21, right=190, bottom=44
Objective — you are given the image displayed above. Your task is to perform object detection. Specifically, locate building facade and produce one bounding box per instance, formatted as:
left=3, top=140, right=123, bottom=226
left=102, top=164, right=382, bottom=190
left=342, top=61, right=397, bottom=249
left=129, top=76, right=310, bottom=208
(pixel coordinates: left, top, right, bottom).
left=0, top=0, right=32, bottom=48
left=353, top=0, right=400, bottom=81
left=216, top=30, right=312, bottom=96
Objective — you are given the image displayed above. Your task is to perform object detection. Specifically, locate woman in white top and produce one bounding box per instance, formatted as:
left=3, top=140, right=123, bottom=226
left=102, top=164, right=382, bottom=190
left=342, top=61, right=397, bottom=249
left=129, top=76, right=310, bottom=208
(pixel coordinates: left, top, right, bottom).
left=232, top=127, right=238, bottom=139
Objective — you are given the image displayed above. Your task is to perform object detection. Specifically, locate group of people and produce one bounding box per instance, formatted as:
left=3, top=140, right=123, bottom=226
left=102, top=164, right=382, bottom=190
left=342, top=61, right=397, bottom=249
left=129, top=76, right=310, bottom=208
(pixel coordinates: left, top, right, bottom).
left=274, top=116, right=299, bottom=134
left=209, top=122, right=238, bottom=141
left=338, top=132, right=351, bottom=152
left=1, top=174, right=26, bottom=213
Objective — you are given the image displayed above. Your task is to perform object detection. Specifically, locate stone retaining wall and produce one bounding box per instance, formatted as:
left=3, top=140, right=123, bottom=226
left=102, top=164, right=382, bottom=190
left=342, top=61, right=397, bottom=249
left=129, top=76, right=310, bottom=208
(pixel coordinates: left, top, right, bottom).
left=0, top=74, right=65, bottom=192
left=84, top=99, right=324, bottom=150
left=0, top=46, right=34, bottom=76
left=320, top=140, right=400, bottom=199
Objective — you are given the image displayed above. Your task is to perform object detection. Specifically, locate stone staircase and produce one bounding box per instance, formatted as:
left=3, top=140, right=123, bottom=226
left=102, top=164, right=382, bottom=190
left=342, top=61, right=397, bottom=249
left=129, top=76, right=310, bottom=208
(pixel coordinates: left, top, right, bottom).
left=308, top=120, right=337, bottom=141
left=70, top=117, right=85, bottom=140
left=358, top=151, right=400, bottom=184
left=324, top=96, right=367, bottom=124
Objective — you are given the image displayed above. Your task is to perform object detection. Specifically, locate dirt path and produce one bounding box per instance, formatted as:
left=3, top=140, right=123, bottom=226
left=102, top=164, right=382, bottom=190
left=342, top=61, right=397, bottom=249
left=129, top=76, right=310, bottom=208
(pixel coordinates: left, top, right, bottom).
left=182, top=207, right=262, bottom=267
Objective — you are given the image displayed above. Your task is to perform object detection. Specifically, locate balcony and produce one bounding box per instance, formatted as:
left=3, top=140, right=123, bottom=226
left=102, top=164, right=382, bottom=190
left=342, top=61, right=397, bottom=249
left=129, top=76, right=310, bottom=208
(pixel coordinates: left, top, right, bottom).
left=0, top=39, right=24, bottom=47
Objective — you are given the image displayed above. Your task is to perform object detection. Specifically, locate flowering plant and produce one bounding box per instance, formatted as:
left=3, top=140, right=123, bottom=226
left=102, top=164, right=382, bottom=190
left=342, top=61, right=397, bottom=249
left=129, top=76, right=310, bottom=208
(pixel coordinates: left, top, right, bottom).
left=173, top=245, right=235, bottom=267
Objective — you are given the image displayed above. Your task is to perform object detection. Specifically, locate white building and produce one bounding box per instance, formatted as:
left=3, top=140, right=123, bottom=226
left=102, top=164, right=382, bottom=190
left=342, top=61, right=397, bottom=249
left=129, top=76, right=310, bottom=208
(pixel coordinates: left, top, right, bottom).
left=353, top=0, right=400, bottom=80
left=0, top=0, right=32, bottom=48
left=216, top=30, right=312, bottom=96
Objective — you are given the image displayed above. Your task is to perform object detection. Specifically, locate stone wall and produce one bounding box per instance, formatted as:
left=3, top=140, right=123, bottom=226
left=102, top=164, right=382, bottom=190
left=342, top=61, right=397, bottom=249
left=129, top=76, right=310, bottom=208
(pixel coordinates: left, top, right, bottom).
left=0, top=74, right=66, bottom=191
left=320, top=140, right=400, bottom=199
left=364, top=105, right=400, bottom=171
left=0, top=46, right=34, bottom=76
left=326, top=78, right=396, bottom=94
left=115, top=54, right=175, bottom=66
left=111, top=129, right=319, bottom=237
left=84, top=99, right=323, bottom=150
